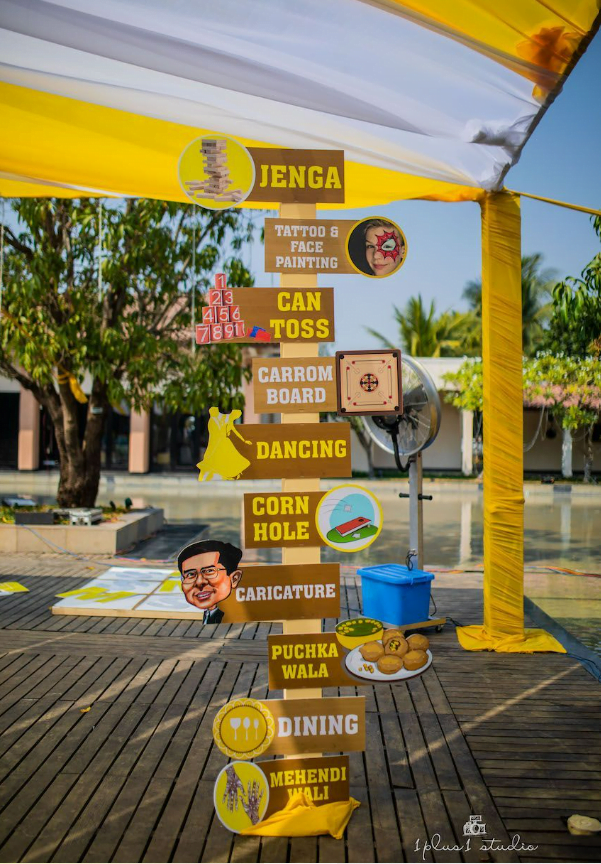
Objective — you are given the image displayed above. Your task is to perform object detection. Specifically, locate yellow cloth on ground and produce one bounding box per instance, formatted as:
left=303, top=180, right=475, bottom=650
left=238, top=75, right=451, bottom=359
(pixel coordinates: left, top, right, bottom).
left=457, top=624, right=566, bottom=653
left=241, top=794, right=360, bottom=839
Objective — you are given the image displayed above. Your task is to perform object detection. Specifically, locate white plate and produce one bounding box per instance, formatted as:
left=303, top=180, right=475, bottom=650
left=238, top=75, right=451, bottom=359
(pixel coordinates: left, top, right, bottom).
left=345, top=647, right=432, bottom=682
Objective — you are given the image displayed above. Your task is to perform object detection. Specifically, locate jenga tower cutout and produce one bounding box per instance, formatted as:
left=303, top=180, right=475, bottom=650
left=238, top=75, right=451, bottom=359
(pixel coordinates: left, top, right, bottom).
left=185, top=139, right=243, bottom=204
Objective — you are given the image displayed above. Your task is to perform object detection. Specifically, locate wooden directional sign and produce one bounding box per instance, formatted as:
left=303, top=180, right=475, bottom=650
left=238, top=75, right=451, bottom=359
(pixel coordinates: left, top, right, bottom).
left=247, top=150, right=344, bottom=204
left=252, top=357, right=337, bottom=414
left=262, top=696, right=365, bottom=756
left=262, top=755, right=350, bottom=816
left=243, top=491, right=323, bottom=548
left=196, top=288, right=334, bottom=345
left=219, top=563, right=339, bottom=622
left=198, top=419, right=351, bottom=481
left=265, top=218, right=356, bottom=273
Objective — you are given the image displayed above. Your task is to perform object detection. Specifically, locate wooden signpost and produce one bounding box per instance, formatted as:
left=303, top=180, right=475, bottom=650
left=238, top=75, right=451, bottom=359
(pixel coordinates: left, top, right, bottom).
left=196, top=287, right=335, bottom=345
left=243, top=491, right=324, bottom=548
left=251, top=357, right=337, bottom=413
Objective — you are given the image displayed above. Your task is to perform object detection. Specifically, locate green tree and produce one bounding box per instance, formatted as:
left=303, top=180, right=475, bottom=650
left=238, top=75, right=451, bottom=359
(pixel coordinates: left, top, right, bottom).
left=444, top=354, right=601, bottom=481
left=367, top=294, right=478, bottom=357
left=0, top=198, right=254, bottom=507
left=462, top=253, right=555, bottom=356
left=544, top=216, right=601, bottom=357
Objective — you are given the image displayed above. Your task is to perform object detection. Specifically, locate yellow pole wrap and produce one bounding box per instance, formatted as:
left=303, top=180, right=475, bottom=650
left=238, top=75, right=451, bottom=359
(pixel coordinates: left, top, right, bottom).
left=457, top=191, right=565, bottom=654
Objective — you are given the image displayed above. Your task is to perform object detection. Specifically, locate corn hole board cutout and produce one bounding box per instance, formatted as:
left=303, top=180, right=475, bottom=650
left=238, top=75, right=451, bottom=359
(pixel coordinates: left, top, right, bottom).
left=336, top=349, right=402, bottom=416
left=315, top=484, right=383, bottom=553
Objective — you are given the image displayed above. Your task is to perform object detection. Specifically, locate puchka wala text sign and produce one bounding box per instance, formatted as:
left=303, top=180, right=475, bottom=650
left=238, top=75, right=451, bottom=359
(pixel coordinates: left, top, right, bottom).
left=252, top=357, right=337, bottom=414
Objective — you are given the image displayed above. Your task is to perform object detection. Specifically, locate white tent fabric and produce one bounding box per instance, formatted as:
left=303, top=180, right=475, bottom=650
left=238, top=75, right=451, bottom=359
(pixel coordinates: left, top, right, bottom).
left=0, top=0, right=551, bottom=192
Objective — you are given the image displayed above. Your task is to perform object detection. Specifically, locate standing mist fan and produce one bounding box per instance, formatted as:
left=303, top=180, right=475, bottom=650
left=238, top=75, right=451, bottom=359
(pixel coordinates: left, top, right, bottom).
left=363, top=356, right=441, bottom=570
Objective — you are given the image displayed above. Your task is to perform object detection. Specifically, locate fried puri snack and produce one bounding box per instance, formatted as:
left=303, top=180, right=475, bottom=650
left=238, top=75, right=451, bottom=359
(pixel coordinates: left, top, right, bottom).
left=403, top=649, right=428, bottom=671
left=407, top=634, right=429, bottom=652
left=377, top=654, right=403, bottom=675
left=382, top=628, right=404, bottom=646
left=360, top=641, right=385, bottom=662
left=384, top=636, right=409, bottom=658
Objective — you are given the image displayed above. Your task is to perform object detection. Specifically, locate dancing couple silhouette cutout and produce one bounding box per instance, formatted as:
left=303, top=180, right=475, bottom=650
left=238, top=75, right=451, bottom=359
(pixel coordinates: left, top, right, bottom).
left=197, top=408, right=252, bottom=481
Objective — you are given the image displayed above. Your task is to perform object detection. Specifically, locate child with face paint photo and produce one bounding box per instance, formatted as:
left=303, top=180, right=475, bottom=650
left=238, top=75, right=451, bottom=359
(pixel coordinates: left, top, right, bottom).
left=177, top=540, right=243, bottom=624
left=347, top=218, right=406, bottom=278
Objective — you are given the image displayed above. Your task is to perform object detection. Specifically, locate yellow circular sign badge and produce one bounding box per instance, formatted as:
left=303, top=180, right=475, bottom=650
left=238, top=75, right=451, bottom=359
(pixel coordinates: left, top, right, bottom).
left=178, top=134, right=255, bottom=210
left=316, top=483, right=384, bottom=553
left=214, top=761, right=269, bottom=834
left=213, top=697, right=275, bottom=760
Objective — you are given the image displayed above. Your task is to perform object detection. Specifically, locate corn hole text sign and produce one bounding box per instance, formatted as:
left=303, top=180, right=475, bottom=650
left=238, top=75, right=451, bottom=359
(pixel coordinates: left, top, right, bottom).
left=197, top=416, right=351, bottom=481
left=336, top=349, right=402, bottom=416
left=196, top=288, right=334, bottom=345
left=252, top=357, right=337, bottom=414
left=262, top=755, right=350, bottom=816
left=265, top=218, right=357, bottom=273
left=247, top=149, right=344, bottom=204
left=243, top=491, right=323, bottom=548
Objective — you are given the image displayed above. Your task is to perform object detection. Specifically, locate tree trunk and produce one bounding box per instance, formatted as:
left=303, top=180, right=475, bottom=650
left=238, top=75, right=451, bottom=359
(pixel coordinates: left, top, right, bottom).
left=583, top=425, right=594, bottom=484
left=561, top=427, right=573, bottom=479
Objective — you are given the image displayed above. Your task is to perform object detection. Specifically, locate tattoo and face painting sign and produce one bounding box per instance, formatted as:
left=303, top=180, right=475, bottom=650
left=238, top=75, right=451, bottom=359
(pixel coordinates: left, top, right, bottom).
left=268, top=627, right=432, bottom=689
left=244, top=485, right=384, bottom=553
left=213, top=696, right=365, bottom=760
left=177, top=541, right=340, bottom=624
left=196, top=411, right=352, bottom=481
left=264, top=216, right=407, bottom=277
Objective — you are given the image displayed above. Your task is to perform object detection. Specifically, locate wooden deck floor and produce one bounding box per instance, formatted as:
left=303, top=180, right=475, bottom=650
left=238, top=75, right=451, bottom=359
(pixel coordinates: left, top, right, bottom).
left=0, top=563, right=599, bottom=863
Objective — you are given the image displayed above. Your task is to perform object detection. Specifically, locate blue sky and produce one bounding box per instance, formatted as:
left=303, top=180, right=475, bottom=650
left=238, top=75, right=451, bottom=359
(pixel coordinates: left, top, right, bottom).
left=247, top=33, right=601, bottom=351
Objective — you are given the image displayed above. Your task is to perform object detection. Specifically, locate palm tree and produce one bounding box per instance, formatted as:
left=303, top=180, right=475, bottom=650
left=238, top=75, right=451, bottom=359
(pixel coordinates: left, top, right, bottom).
left=462, top=253, right=555, bottom=356
left=366, top=295, right=479, bottom=357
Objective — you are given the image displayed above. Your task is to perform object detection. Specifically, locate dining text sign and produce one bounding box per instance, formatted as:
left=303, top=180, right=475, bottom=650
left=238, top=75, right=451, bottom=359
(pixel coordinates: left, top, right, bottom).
left=262, top=696, right=365, bottom=756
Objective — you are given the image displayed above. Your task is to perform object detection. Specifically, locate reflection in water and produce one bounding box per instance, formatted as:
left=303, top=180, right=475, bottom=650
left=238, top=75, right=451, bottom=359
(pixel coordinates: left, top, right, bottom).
left=91, top=486, right=601, bottom=572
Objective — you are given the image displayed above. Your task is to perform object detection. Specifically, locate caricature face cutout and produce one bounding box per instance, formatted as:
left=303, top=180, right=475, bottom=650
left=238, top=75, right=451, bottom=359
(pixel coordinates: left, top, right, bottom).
left=180, top=550, right=242, bottom=611
left=365, top=226, right=402, bottom=277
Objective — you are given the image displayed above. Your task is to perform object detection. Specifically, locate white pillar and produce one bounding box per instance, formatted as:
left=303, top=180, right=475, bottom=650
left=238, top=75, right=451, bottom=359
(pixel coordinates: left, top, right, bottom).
left=561, top=427, right=573, bottom=479
left=18, top=387, right=40, bottom=470
left=461, top=409, right=474, bottom=476
left=129, top=410, right=150, bottom=473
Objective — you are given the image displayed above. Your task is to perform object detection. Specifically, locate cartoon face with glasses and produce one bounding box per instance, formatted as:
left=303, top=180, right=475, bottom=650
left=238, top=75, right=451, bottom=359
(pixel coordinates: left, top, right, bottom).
left=177, top=540, right=243, bottom=624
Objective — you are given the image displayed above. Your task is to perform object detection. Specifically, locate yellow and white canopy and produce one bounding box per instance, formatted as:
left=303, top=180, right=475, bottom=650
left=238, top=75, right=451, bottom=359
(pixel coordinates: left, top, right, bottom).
left=0, top=0, right=598, bottom=205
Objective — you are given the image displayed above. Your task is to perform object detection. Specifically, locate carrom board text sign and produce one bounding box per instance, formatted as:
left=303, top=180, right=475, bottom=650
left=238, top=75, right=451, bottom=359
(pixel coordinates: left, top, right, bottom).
left=252, top=357, right=337, bottom=414
left=262, top=696, right=365, bottom=756
left=243, top=491, right=323, bottom=548
left=262, top=755, right=349, bottom=816
left=196, top=288, right=334, bottom=345
left=265, top=218, right=357, bottom=273
left=247, top=150, right=344, bottom=204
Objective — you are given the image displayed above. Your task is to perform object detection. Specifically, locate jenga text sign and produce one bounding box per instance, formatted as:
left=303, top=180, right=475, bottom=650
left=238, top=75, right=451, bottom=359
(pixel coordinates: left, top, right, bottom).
left=252, top=357, right=337, bottom=413
left=247, top=149, right=344, bottom=203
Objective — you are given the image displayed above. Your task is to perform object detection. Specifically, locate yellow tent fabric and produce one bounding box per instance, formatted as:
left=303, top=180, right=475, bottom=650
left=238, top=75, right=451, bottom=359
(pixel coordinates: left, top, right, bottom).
left=241, top=794, right=360, bottom=839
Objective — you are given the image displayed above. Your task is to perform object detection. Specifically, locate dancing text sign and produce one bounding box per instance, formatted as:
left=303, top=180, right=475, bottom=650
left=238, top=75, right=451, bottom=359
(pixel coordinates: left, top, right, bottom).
left=262, top=697, right=365, bottom=756
left=264, top=218, right=356, bottom=273
left=243, top=491, right=323, bottom=548
left=252, top=357, right=337, bottom=414
left=196, top=288, right=334, bottom=345
left=247, top=150, right=345, bottom=204
left=197, top=417, right=351, bottom=481
left=262, top=755, right=350, bottom=816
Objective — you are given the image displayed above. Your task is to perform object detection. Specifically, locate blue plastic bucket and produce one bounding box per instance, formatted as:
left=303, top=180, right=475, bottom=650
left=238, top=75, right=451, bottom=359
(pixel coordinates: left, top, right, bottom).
left=357, top=564, right=435, bottom=627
